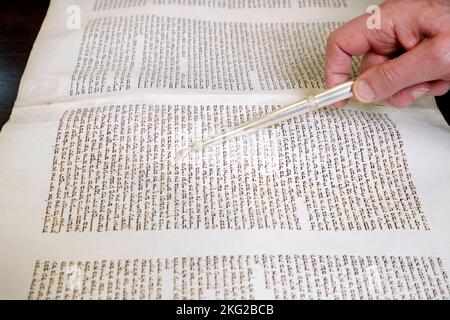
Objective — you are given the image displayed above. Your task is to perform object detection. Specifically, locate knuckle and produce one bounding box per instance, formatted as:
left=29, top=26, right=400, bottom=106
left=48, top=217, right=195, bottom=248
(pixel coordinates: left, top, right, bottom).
left=377, top=63, right=400, bottom=86
left=430, top=36, right=450, bottom=66
left=327, top=31, right=338, bottom=47
left=388, top=95, right=411, bottom=108
left=327, top=29, right=351, bottom=51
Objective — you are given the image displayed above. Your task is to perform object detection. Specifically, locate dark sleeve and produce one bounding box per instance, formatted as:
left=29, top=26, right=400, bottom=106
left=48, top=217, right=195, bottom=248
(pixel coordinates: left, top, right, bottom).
left=436, top=93, right=450, bottom=126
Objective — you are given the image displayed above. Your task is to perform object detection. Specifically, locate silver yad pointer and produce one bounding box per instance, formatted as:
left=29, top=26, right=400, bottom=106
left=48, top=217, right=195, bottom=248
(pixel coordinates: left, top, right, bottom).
left=176, top=81, right=355, bottom=160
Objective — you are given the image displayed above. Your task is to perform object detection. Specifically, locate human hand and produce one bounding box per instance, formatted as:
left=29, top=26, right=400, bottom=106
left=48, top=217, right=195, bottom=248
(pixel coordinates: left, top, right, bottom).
left=326, top=0, right=450, bottom=107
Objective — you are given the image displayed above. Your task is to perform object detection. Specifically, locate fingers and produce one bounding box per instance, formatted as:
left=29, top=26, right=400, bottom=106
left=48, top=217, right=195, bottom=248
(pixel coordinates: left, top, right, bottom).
left=332, top=52, right=389, bottom=108
left=325, top=16, right=379, bottom=108
left=325, top=0, right=450, bottom=108
left=325, top=15, right=373, bottom=89
left=384, top=80, right=450, bottom=108
left=354, top=35, right=450, bottom=104
left=360, top=52, right=389, bottom=74
left=325, top=6, right=407, bottom=90
left=386, top=83, right=432, bottom=108
left=360, top=52, right=449, bottom=107
left=428, top=80, right=450, bottom=96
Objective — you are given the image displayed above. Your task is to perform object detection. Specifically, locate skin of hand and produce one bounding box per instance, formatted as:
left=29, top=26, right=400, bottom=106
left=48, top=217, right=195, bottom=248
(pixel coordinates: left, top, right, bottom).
left=326, top=0, right=450, bottom=108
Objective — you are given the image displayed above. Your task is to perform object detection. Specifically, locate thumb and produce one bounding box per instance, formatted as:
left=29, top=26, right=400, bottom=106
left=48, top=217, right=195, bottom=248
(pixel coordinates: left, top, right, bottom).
left=353, top=37, right=448, bottom=103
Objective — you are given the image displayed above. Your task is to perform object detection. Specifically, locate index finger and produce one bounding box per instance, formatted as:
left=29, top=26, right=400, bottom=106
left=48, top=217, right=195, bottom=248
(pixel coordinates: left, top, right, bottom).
left=325, top=15, right=373, bottom=88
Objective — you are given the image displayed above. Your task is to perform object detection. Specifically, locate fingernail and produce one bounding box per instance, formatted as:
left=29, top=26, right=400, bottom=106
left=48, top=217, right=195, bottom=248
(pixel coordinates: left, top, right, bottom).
left=354, top=80, right=376, bottom=103
left=412, top=88, right=429, bottom=100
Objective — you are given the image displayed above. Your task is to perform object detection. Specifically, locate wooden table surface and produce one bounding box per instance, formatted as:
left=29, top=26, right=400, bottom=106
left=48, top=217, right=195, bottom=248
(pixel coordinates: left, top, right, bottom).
left=0, top=0, right=448, bottom=131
